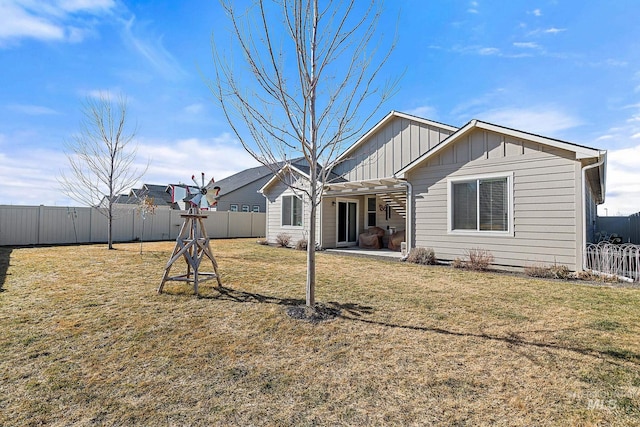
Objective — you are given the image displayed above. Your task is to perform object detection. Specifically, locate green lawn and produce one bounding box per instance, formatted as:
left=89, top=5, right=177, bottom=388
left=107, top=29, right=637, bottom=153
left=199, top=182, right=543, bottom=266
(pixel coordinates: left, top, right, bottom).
left=1, top=240, right=639, bottom=426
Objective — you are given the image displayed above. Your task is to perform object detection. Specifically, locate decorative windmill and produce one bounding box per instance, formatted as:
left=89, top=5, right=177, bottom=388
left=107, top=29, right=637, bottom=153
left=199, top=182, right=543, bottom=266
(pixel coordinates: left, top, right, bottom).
left=158, top=173, right=222, bottom=296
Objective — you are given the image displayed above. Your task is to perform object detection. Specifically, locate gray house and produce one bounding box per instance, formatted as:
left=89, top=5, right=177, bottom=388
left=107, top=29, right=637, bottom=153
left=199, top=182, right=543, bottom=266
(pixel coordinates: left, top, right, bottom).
left=100, top=184, right=178, bottom=210
left=260, top=111, right=607, bottom=271
left=209, top=159, right=307, bottom=213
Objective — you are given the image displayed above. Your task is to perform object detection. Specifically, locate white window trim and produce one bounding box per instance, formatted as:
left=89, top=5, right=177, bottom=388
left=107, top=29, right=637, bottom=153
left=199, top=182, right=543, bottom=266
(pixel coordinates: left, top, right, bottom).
left=241, top=204, right=250, bottom=212
left=335, top=197, right=360, bottom=246
left=447, top=172, right=514, bottom=236
left=252, top=205, right=260, bottom=212
left=230, top=204, right=239, bottom=212
left=365, top=196, right=377, bottom=228
left=281, top=193, right=304, bottom=228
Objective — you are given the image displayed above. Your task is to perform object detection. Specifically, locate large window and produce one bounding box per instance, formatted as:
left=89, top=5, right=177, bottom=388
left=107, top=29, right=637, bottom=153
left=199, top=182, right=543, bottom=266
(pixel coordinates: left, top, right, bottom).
left=450, top=174, right=511, bottom=233
left=282, top=195, right=303, bottom=227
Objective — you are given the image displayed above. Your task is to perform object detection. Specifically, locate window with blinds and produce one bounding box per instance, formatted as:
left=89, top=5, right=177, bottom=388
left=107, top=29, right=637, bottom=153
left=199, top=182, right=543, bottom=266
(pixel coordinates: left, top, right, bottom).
left=451, top=176, right=509, bottom=232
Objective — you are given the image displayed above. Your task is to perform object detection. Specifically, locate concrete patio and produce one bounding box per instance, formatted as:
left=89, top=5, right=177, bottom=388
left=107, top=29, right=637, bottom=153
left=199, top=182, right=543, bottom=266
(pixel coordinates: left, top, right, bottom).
left=324, top=246, right=404, bottom=260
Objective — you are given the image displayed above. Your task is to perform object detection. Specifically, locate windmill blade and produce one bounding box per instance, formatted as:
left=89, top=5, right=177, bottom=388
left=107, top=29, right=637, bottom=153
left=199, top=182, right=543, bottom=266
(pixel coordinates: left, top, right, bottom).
left=201, top=172, right=205, bottom=188
left=205, top=189, right=220, bottom=207
left=190, top=193, right=203, bottom=206
left=203, top=181, right=221, bottom=207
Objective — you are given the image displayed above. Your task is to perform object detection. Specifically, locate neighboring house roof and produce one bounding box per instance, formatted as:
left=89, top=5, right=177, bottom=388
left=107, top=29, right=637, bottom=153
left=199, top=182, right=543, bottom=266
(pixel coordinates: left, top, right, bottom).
left=213, top=158, right=307, bottom=197
left=132, top=184, right=176, bottom=207
left=334, top=110, right=458, bottom=165
left=395, top=118, right=607, bottom=203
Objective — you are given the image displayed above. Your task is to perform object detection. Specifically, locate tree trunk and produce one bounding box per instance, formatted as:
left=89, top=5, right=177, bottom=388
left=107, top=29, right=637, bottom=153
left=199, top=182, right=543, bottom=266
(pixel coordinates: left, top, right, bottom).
left=306, top=199, right=317, bottom=307
left=108, top=203, right=114, bottom=250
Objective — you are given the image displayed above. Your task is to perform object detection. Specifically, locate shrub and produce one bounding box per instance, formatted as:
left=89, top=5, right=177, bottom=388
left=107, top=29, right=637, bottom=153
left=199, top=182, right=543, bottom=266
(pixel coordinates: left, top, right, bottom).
left=465, top=248, right=494, bottom=271
left=295, top=239, right=308, bottom=251
left=452, top=257, right=465, bottom=269
left=407, top=247, right=437, bottom=265
left=524, top=264, right=554, bottom=278
left=275, top=233, right=291, bottom=247
left=256, top=238, right=269, bottom=246
left=525, top=263, right=572, bottom=279
left=452, top=248, right=494, bottom=270
left=549, top=264, right=571, bottom=279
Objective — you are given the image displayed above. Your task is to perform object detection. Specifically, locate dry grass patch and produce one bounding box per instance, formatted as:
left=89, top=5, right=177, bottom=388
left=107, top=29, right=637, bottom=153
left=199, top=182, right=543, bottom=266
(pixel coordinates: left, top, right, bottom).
left=1, top=240, right=639, bottom=426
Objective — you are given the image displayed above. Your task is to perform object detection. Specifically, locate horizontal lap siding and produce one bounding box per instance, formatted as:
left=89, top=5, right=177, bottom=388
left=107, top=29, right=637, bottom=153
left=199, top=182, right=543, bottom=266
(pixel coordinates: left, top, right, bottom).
left=264, top=178, right=319, bottom=247
left=409, top=129, right=580, bottom=269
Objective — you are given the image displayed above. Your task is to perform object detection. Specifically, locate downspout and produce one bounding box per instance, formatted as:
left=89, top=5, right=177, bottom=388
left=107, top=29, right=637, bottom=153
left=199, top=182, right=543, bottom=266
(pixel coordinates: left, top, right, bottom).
left=401, top=180, right=413, bottom=255
left=581, top=154, right=606, bottom=271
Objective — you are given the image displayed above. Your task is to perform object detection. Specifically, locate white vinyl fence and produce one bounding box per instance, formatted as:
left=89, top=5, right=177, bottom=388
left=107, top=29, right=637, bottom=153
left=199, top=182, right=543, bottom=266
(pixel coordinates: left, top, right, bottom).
left=0, top=205, right=265, bottom=246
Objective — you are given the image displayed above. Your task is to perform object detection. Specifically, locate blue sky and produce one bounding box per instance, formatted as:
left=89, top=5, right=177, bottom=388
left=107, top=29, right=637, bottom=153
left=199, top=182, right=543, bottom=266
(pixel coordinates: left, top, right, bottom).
left=1, top=0, right=639, bottom=215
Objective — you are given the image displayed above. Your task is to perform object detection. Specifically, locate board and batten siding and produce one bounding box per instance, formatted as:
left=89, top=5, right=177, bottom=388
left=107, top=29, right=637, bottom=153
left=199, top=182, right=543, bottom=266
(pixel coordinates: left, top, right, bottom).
left=407, top=128, right=584, bottom=269
left=333, top=116, right=454, bottom=181
left=264, top=178, right=320, bottom=247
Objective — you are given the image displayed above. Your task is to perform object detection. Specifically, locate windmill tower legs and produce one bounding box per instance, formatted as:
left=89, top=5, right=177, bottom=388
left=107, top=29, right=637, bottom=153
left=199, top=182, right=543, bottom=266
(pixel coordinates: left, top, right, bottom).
left=157, top=208, right=222, bottom=296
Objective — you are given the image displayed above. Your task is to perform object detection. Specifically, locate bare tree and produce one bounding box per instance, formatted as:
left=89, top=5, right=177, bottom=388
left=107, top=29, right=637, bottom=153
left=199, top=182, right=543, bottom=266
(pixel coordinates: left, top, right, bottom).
left=59, top=94, right=147, bottom=249
left=210, top=0, right=397, bottom=306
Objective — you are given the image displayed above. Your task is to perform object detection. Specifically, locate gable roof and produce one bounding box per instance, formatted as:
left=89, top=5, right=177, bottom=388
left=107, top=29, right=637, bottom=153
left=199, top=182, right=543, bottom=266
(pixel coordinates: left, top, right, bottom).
left=259, top=163, right=311, bottom=194
left=213, top=158, right=307, bottom=196
left=129, top=184, right=177, bottom=208
left=396, top=119, right=605, bottom=179
left=335, top=110, right=458, bottom=165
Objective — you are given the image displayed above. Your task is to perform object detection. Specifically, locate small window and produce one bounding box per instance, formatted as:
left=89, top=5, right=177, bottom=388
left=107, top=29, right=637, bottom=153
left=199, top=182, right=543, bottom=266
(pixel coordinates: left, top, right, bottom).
left=450, top=175, right=510, bottom=233
left=282, top=195, right=303, bottom=227
left=366, top=196, right=377, bottom=227
left=230, top=204, right=239, bottom=212
left=241, top=205, right=250, bottom=212
left=252, top=205, right=260, bottom=212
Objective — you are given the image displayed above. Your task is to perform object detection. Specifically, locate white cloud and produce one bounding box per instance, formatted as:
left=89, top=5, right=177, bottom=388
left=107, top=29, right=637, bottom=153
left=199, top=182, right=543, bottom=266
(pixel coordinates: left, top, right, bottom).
left=0, top=132, right=260, bottom=206
left=530, top=9, right=542, bottom=17
left=598, top=144, right=640, bottom=216
left=120, top=16, right=186, bottom=81
left=6, top=104, right=60, bottom=115
left=478, top=106, right=582, bottom=136
left=544, top=27, right=566, bottom=35
left=513, top=42, right=540, bottom=49
left=0, top=0, right=116, bottom=46
left=134, top=134, right=259, bottom=189
left=184, top=103, right=204, bottom=115
left=406, top=105, right=437, bottom=119
left=0, top=2, right=64, bottom=43
left=478, top=47, right=500, bottom=56
left=0, top=147, right=70, bottom=206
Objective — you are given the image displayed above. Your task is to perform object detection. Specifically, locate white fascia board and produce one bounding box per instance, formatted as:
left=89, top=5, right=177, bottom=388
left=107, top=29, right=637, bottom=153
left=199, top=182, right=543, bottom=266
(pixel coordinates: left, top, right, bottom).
left=258, top=164, right=311, bottom=195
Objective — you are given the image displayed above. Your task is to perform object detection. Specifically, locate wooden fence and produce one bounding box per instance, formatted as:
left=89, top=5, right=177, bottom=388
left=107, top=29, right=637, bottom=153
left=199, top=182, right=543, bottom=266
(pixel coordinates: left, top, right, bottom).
left=0, top=205, right=266, bottom=246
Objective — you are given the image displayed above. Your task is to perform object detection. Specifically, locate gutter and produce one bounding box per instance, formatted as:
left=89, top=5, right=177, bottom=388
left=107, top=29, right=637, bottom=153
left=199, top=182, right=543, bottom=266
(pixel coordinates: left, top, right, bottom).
left=400, top=180, right=412, bottom=255
left=581, top=152, right=606, bottom=271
